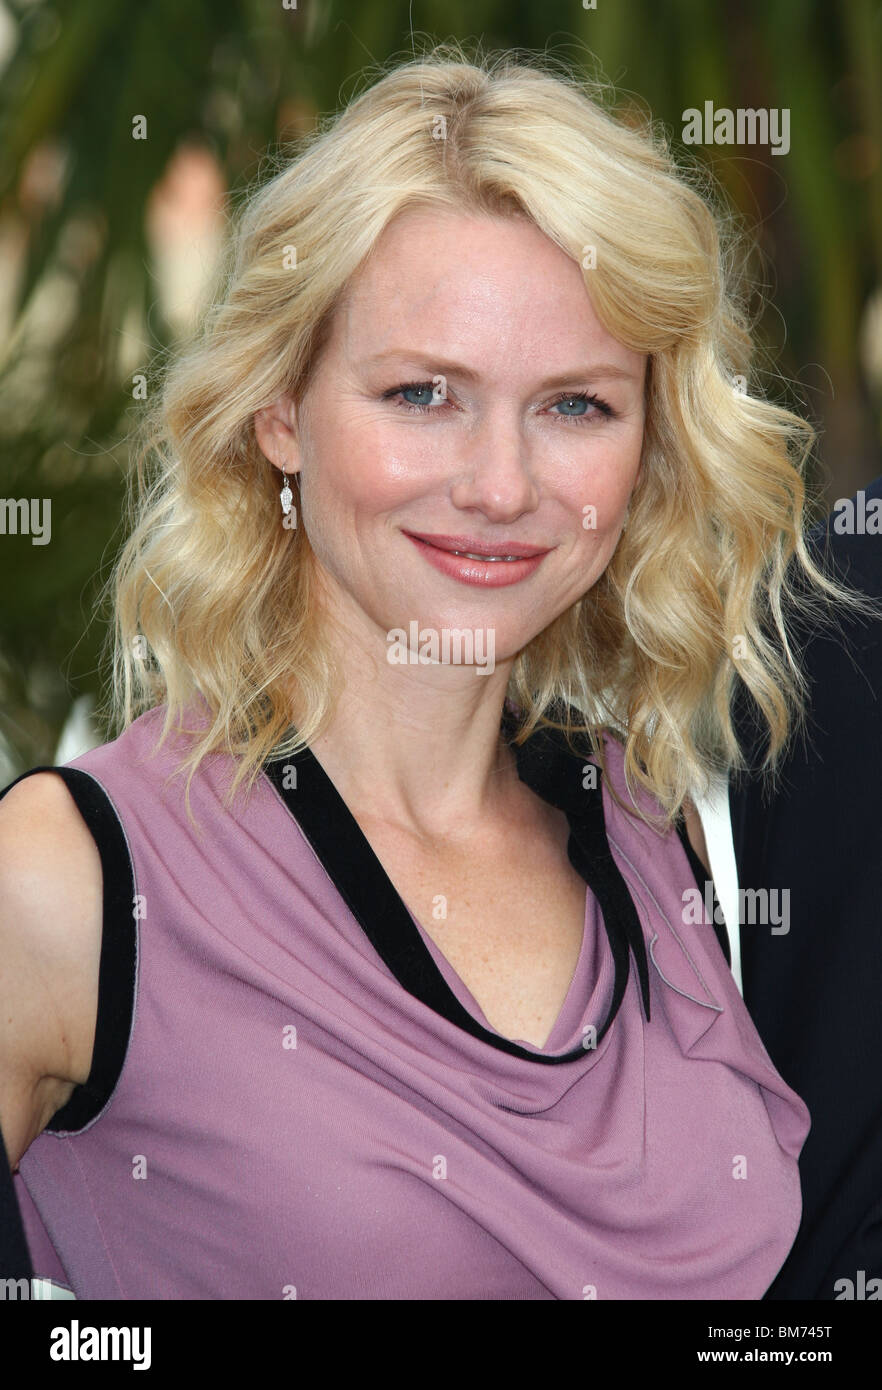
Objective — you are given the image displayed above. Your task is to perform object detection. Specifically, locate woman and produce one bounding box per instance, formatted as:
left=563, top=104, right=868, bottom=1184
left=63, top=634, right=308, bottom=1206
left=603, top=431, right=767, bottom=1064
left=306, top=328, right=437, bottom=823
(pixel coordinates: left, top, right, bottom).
left=0, top=44, right=872, bottom=1300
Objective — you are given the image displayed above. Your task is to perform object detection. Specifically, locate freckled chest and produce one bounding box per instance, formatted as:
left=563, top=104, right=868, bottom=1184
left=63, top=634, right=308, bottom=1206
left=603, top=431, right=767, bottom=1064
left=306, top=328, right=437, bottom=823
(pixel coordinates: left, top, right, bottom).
left=350, top=804, right=589, bottom=1049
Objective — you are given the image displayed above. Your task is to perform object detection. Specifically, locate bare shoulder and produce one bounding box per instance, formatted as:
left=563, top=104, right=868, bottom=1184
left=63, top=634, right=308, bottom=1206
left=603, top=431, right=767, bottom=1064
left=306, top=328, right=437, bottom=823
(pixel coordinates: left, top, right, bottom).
left=0, top=771, right=103, bottom=1168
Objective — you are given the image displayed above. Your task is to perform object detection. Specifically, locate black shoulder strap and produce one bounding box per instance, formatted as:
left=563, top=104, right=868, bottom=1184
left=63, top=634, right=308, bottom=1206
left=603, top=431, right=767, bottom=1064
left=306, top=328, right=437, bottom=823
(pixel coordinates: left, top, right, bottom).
left=0, top=766, right=137, bottom=1132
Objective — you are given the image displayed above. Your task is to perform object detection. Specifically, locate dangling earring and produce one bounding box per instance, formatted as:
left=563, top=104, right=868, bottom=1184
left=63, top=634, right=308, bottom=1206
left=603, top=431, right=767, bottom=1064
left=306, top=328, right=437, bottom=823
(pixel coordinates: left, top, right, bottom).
left=279, top=465, right=301, bottom=532
left=280, top=465, right=293, bottom=517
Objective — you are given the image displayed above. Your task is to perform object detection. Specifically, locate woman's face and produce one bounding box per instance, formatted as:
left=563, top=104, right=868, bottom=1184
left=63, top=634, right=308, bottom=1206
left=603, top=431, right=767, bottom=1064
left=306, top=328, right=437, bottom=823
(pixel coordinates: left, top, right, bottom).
left=256, top=206, right=647, bottom=666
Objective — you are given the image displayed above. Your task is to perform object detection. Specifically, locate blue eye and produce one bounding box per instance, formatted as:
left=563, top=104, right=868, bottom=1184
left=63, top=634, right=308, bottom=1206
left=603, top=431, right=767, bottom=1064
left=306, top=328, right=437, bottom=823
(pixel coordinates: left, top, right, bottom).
left=400, top=384, right=437, bottom=406
left=382, top=381, right=445, bottom=413
left=549, top=392, right=613, bottom=420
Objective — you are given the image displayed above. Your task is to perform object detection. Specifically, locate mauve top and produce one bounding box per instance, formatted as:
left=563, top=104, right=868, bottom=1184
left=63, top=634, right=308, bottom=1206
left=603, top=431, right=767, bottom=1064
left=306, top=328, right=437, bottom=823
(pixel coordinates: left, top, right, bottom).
left=2, top=699, right=809, bottom=1300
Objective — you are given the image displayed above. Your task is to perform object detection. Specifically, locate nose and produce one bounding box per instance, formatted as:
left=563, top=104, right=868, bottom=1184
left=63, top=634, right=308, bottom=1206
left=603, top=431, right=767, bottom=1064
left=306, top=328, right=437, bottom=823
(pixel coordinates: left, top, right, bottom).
left=448, top=403, right=541, bottom=521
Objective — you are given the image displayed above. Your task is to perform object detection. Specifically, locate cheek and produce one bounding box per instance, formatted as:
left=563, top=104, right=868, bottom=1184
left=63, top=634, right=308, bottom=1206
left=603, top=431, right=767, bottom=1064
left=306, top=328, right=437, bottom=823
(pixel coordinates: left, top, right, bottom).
left=299, top=414, right=439, bottom=586
left=559, top=442, right=641, bottom=540
left=307, top=408, right=437, bottom=512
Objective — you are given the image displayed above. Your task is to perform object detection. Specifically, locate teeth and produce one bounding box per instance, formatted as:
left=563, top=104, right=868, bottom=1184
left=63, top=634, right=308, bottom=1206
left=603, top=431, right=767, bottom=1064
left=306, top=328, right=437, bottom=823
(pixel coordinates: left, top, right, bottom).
left=451, top=550, right=519, bottom=561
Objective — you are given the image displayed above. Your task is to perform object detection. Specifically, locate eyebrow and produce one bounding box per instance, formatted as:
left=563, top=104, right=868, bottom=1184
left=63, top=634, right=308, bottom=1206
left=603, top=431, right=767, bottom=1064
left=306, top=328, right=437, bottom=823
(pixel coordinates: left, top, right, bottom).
left=363, top=350, right=641, bottom=387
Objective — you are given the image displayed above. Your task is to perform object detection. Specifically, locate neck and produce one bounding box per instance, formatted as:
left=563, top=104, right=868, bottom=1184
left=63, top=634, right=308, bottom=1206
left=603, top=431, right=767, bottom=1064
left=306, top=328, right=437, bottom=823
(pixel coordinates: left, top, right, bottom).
left=288, top=621, right=524, bottom=841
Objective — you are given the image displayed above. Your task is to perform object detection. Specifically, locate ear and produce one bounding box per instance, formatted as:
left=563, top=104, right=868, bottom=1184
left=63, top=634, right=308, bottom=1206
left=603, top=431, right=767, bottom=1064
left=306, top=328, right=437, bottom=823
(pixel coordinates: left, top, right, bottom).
left=253, top=393, right=300, bottom=474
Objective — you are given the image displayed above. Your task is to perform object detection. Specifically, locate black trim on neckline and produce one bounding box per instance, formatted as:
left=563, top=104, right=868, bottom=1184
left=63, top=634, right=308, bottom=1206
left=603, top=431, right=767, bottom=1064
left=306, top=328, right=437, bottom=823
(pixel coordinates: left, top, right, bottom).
left=0, top=765, right=137, bottom=1133
left=262, top=711, right=652, bottom=1065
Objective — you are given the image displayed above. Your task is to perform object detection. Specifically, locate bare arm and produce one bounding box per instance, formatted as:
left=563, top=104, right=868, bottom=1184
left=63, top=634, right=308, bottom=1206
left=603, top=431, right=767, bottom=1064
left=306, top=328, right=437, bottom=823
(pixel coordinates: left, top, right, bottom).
left=0, top=773, right=102, bottom=1171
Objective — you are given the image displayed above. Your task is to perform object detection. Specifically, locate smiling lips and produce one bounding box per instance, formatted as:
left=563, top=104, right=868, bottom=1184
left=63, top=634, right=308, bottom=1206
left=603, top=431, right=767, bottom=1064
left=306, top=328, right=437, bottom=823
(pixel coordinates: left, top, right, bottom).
left=404, top=530, right=551, bottom=587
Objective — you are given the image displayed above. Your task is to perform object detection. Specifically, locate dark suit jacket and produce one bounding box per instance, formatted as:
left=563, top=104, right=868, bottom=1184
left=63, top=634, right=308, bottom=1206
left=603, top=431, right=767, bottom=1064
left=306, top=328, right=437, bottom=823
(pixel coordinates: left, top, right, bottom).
left=729, top=472, right=882, bottom=1299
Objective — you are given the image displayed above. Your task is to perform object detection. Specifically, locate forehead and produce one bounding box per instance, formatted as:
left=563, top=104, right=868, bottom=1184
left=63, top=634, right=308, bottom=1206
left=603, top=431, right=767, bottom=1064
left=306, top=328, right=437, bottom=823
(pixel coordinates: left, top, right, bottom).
left=330, top=206, right=640, bottom=374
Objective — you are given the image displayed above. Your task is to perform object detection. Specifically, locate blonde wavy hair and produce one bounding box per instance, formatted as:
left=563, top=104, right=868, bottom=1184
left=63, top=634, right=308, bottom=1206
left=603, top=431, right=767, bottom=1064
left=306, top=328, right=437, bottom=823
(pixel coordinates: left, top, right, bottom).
left=100, top=39, right=879, bottom=831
